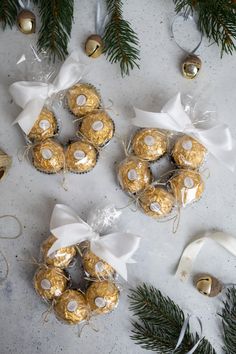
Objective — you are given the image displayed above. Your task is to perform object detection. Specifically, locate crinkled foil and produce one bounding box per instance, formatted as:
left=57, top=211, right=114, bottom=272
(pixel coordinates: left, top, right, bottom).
left=65, top=140, right=98, bottom=173
left=139, top=186, right=175, bottom=218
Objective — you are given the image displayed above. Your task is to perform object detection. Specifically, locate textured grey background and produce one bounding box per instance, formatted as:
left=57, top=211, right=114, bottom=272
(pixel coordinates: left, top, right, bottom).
left=0, top=1, right=236, bottom=353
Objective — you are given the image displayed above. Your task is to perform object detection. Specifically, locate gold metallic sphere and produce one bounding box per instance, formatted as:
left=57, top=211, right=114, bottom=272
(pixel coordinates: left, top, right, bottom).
left=182, top=55, right=202, bottom=79
left=139, top=186, right=175, bottom=218
left=83, top=250, right=115, bottom=279
left=85, top=35, right=103, bottom=58
left=17, top=10, right=36, bottom=35
left=195, top=274, right=222, bottom=297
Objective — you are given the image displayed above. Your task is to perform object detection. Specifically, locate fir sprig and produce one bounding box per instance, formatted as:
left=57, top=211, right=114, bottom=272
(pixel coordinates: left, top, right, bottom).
left=103, top=0, right=140, bottom=76
left=36, top=0, right=74, bottom=61
left=173, top=0, right=236, bottom=55
left=0, top=0, right=19, bottom=29
left=129, top=284, right=216, bottom=354
left=219, top=287, right=236, bottom=354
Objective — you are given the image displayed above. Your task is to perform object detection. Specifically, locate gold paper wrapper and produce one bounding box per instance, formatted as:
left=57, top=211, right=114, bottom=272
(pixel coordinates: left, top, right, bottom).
left=83, top=250, right=115, bottom=279
left=32, top=139, right=65, bottom=174
left=139, top=186, right=174, bottom=218
left=169, top=170, right=204, bottom=207
left=41, top=235, right=77, bottom=269
left=67, top=83, right=101, bottom=117
left=54, top=289, right=89, bottom=325
left=172, top=135, right=206, bottom=169
left=34, top=266, right=68, bottom=301
left=118, top=156, right=152, bottom=194
left=0, top=149, right=12, bottom=182
left=65, top=141, right=98, bottom=173
left=132, top=128, right=167, bottom=161
left=28, top=109, right=58, bottom=142
left=86, top=281, right=119, bottom=315
left=79, top=111, right=114, bottom=147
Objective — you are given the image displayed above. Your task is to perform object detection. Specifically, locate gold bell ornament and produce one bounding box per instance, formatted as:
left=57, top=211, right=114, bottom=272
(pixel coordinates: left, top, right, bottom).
left=182, top=55, right=202, bottom=80
left=17, top=1, right=36, bottom=35
left=194, top=274, right=223, bottom=297
left=0, top=149, right=12, bottom=182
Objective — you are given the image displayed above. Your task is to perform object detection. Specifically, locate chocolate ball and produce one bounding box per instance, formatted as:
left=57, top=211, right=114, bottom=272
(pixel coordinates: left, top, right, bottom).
left=172, top=135, right=206, bottom=169
left=32, top=139, right=65, bottom=174
left=83, top=250, right=115, bottom=279
left=28, top=109, right=58, bottom=142
left=54, top=290, right=89, bottom=325
left=67, top=83, right=101, bottom=117
left=117, top=156, right=152, bottom=194
left=132, top=128, right=168, bottom=161
left=41, top=235, right=77, bottom=269
left=139, top=186, right=175, bottom=218
left=86, top=281, right=119, bottom=315
left=65, top=141, right=98, bottom=173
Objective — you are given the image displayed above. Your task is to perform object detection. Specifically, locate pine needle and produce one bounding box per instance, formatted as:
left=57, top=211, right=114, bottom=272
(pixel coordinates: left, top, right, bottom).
left=219, top=287, right=236, bottom=354
left=0, top=0, right=20, bottom=29
left=129, top=284, right=216, bottom=354
left=103, top=0, right=140, bottom=77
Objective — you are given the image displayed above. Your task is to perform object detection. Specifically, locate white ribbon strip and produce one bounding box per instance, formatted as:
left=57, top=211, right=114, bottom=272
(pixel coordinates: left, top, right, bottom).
left=176, top=231, right=236, bottom=281
left=9, top=51, right=85, bottom=135
left=96, top=0, right=109, bottom=36
left=18, top=0, right=30, bottom=9
left=48, top=204, right=141, bottom=281
left=132, top=93, right=236, bottom=172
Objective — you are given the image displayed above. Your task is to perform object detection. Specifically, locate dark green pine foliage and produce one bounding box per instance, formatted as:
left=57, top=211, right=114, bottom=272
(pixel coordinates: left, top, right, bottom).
left=103, top=0, right=140, bottom=76
left=36, top=0, right=74, bottom=61
left=220, top=287, right=236, bottom=354
left=173, top=0, right=236, bottom=55
left=129, top=284, right=216, bottom=354
left=0, top=0, right=20, bottom=29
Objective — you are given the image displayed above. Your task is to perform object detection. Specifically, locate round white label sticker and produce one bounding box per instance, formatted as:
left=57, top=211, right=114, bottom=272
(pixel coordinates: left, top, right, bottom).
left=182, top=140, right=192, bottom=151
left=128, top=169, right=138, bottom=181
left=54, top=289, right=62, bottom=297
left=150, top=202, right=161, bottom=213
left=95, top=261, right=105, bottom=273
left=92, top=121, right=104, bottom=131
left=95, top=297, right=106, bottom=308
left=74, top=150, right=86, bottom=160
left=144, top=135, right=155, bottom=147
left=67, top=300, right=78, bottom=312
left=41, top=279, right=51, bottom=290
left=41, top=148, right=53, bottom=160
left=76, top=95, right=87, bottom=106
left=39, top=119, right=51, bottom=131
left=184, top=177, right=194, bottom=189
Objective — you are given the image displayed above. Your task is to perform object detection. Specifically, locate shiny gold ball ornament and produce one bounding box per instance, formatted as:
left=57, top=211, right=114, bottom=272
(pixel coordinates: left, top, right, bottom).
left=65, top=141, right=98, bottom=174
left=67, top=83, right=101, bottom=117
left=86, top=281, right=119, bottom=315
left=83, top=250, right=115, bottom=279
left=195, top=274, right=223, bottom=297
left=139, top=186, right=175, bottom=218
left=117, top=156, right=152, bottom=194
left=172, top=135, right=207, bottom=169
left=17, top=10, right=36, bottom=35
left=85, top=35, right=103, bottom=58
left=79, top=111, right=114, bottom=147
left=34, top=266, right=68, bottom=301
left=169, top=169, right=204, bottom=207
left=54, top=290, right=89, bottom=325
left=41, top=235, right=77, bottom=269
left=182, top=55, right=202, bottom=79
left=131, top=129, right=168, bottom=161
left=0, top=149, right=12, bottom=182
left=32, top=139, right=65, bottom=174
left=28, top=109, right=58, bottom=142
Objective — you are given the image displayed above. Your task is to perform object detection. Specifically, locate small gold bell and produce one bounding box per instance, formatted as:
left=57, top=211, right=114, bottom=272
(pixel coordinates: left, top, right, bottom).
left=0, top=149, right=12, bottom=182
left=85, top=35, right=103, bottom=58
left=195, top=274, right=223, bottom=297
left=182, top=54, right=202, bottom=79
left=17, top=10, right=36, bottom=35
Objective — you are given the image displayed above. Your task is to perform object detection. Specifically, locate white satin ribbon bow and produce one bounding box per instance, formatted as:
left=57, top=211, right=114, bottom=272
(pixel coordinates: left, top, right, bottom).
left=47, top=204, right=141, bottom=281
left=132, top=93, right=236, bottom=172
left=9, top=51, right=84, bottom=135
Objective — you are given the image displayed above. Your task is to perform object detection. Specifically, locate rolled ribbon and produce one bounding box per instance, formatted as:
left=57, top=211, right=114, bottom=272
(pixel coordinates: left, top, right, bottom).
left=95, top=0, right=109, bottom=36
left=132, top=93, right=236, bottom=172
left=48, top=204, right=141, bottom=281
left=176, top=231, right=236, bottom=282
left=9, top=51, right=85, bottom=135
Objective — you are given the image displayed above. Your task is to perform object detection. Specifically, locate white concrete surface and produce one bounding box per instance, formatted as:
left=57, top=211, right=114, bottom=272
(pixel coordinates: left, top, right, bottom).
left=0, top=1, right=236, bottom=353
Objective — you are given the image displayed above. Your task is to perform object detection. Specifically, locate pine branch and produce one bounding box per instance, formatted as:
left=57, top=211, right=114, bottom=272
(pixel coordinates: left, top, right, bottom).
left=129, top=284, right=216, bottom=354
left=173, top=0, right=236, bottom=55
left=219, top=287, right=236, bottom=354
left=103, top=0, right=140, bottom=77
left=0, top=0, right=20, bottom=29
left=36, top=0, right=74, bottom=61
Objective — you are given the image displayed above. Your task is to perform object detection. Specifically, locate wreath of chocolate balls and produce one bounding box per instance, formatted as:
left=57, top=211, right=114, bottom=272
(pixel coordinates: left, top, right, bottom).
left=34, top=236, right=119, bottom=325
left=117, top=128, right=207, bottom=219
left=28, top=83, right=115, bottom=175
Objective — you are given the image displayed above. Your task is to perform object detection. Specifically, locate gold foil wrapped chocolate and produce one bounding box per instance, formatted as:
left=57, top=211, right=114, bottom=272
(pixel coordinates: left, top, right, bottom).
left=28, top=109, right=58, bottom=142
left=65, top=141, right=98, bottom=173
left=139, top=186, right=175, bottom=218
left=67, top=83, right=101, bottom=117
left=86, top=280, right=119, bottom=315
left=195, top=274, right=223, bottom=297
left=169, top=169, right=204, bottom=207
left=41, top=235, right=77, bottom=269
left=32, top=139, right=65, bottom=174
left=54, top=290, right=89, bottom=325
left=83, top=250, right=115, bottom=279
left=172, top=135, right=207, bottom=169
left=0, top=149, right=12, bottom=181
left=79, top=111, right=114, bottom=147
left=34, top=266, right=68, bottom=301
left=117, top=156, right=152, bottom=194
left=132, top=128, right=168, bottom=161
